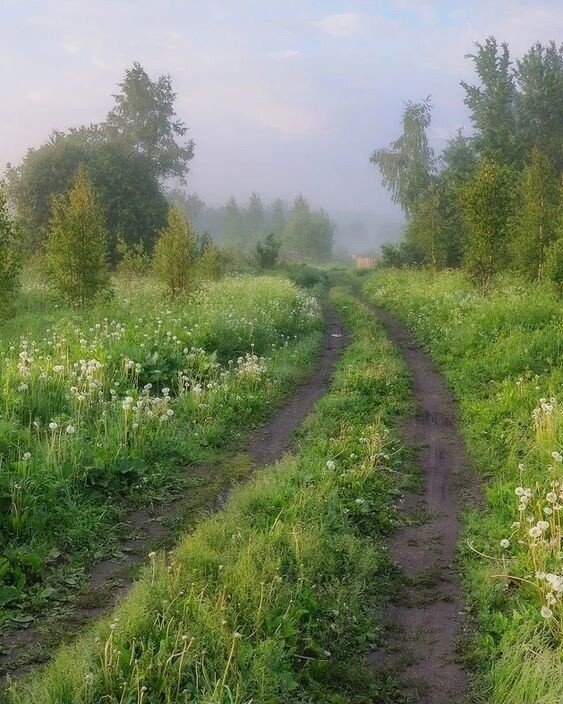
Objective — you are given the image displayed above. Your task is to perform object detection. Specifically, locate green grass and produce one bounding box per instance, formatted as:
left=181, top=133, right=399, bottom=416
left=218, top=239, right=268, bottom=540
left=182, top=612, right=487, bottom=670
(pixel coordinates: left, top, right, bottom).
left=0, top=274, right=323, bottom=627
left=5, top=288, right=411, bottom=704
left=365, top=268, right=563, bottom=704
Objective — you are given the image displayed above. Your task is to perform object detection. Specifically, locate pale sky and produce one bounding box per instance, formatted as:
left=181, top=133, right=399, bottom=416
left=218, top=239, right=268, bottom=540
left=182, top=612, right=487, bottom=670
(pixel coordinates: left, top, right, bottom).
left=2, top=0, right=562, bottom=217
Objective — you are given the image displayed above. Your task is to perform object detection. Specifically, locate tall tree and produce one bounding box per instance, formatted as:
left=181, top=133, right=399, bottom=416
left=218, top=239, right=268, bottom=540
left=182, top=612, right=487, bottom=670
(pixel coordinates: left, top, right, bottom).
left=245, top=192, right=265, bottom=245
left=106, top=62, right=195, bottom=180
left=370, top=98, right=434, bottom=215
left=270, top=199, right=287, bottom=237
left=406, top=183, right=447, bottom=269
left=221, top=197, right=243, bottom=248
left=461, top=37, right=520, bottom=165
left=7, top=129, right=168, bottom=259
left=282, top=196, right=333, bottom=261
left=461, top=159, right=514, bottom=292
left=438, top=130, right=478, bottom=266
left=168, top=190, right=206, bottom=228
left=46, top=168, right=110, bottom=305
left=515, top=42, right=563, bottom=172
left=509, top=148, right=559, bottom=279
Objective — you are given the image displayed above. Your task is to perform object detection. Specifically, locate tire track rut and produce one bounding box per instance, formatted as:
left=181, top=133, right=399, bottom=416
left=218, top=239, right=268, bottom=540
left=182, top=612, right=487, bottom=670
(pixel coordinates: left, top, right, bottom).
left=367, top=306, right=475, bottom=703
left=0, top=306, right=347, bottom=683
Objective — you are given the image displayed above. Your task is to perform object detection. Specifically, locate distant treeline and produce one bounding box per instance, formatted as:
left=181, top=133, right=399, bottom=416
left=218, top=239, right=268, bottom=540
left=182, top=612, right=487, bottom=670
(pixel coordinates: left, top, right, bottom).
left=169, top=191, right=334, bottom=262
left=372, top=38, right=563, bottom=291
left=5, top=62, right=334, bottom=266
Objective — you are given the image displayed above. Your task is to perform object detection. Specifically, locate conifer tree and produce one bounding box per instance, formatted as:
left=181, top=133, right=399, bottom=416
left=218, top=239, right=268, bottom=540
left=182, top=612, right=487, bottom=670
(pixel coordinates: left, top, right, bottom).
left=46, top=167, right=110, bottom=305
left=153, top=205, right=197, bottom=294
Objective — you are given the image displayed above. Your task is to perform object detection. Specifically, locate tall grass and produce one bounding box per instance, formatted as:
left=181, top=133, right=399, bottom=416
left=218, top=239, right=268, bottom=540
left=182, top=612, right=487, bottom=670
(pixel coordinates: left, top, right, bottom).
left=366, top=269, right=563, bottom=703
left=0, top=275, right=322, bottom=624
left=5, top=289, right=411, bottom=704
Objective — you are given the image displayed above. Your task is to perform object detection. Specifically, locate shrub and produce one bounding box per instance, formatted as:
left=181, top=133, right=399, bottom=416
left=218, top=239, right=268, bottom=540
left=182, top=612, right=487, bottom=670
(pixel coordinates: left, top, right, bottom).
left=153, top=206, right=197, bottom=294
left=45, top=167, right=110, bottom=305
left=0, top=182, right=21, bottom=317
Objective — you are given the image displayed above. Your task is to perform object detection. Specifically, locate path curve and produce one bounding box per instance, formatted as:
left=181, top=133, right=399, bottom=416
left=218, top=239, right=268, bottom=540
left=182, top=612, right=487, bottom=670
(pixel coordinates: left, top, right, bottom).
left=0, top=306, right=347, bottom=682
left=367, top=306, right=472, bottom=703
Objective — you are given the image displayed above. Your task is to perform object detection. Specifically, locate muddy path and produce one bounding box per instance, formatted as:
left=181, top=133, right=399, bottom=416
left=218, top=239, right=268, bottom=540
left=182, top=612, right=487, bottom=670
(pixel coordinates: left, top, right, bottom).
left=0, top=306, right=347, bottom=683
left=367, top=306, right=474, bottom=703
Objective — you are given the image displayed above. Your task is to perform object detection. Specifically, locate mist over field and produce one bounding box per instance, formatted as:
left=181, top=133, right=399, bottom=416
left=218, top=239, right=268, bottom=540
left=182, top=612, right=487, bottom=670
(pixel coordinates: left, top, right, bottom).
left=3, top=1, right=561, bottom=254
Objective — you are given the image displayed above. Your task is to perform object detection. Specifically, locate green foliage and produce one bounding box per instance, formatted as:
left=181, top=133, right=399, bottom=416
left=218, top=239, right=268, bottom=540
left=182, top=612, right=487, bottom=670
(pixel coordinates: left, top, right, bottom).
left=245, top=191, right=265, bottom=246
left=116, top=236, right=151, bottom=284
left=462, top=37, right=520, bottom=165
left=284, top=264, right=329, bottom=290
left=270, top=198, right=287, bottom=238
left=374, top=39, right=563, bottom=280
left=106, top=61, right=195, bottom=180
left=405, top=182, right=448, bottom=268
left=0, top=183, right=22, bottom=318
left=461, top=158, right=514, bottom=292
left=379, top=239, right=423, bottom=268
left=516, top=42, right=563, bottom=172
left=509, top=148, right=559, bottom=279
left=255, top=232, right=281, bottom=269
left=153, top=206, right=197, bottom=294
left=370, top=98, right=434, bottom=215
left=543, top=237, right=563, bottom=288
left=198, top=240, right=225, bottom=281
left=7, top=62, right=188, bottom=258
left=46, top=168, right=110, bottom=305
left=282, top=195, right=334, bottom=262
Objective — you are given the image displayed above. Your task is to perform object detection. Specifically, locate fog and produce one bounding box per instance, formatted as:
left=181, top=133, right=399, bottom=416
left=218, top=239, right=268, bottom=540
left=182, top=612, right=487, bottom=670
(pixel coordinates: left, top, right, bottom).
left=2, top=0, right=562, bottom=252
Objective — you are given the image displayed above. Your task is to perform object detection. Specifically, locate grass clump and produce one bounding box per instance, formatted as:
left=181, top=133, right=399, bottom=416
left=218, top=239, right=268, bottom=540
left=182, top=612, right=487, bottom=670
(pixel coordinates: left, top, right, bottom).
left=365, top=268, right=563, bottom=703
left=6, top=289, right=411, bottom=704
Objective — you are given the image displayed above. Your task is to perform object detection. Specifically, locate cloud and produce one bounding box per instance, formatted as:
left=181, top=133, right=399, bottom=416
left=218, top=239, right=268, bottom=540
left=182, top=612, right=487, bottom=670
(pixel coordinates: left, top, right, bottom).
left=315, top=13, right=362, bottom=38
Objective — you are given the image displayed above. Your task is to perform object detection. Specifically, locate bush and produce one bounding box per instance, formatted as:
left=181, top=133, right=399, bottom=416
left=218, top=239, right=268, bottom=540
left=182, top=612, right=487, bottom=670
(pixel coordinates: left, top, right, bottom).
left=284, top=264, right=329, bottom=289
left=153, top=206, right=197, bottom=294
left=0, top=183, right=21, bottom=317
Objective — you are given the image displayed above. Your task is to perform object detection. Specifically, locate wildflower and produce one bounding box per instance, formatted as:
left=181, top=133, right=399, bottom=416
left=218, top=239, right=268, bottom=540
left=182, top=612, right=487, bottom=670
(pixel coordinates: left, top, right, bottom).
left=326, top=460, right=336, bottom=470
left=552, top=451, right=563, bottom=463
left=541, top=606, right=553, bottom=619
left=166, top=408, right=174, bottom=416
left=18, top=383, right=28, bottom=392
left=23, top=452, right=32, bottom=461
left=49, top=421, right=58, bottom=431
left=500, top=539, right=510, bottom=549
left=528, top=526, right=542, bottom=538
left=66, top=424, right=75, bottom=435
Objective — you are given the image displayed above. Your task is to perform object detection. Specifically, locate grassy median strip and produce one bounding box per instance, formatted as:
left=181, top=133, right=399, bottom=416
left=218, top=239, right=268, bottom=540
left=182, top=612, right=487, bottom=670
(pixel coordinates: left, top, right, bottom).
left=5, top=289, right=410, bottom=704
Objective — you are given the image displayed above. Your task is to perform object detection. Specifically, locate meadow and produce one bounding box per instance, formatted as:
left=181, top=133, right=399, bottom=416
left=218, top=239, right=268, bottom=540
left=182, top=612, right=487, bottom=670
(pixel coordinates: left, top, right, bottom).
left=365, top=269, right=563, bottom=704
left=4, top=287, right=413, bottom=704
left=0, top=274, right=323, bottom=629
